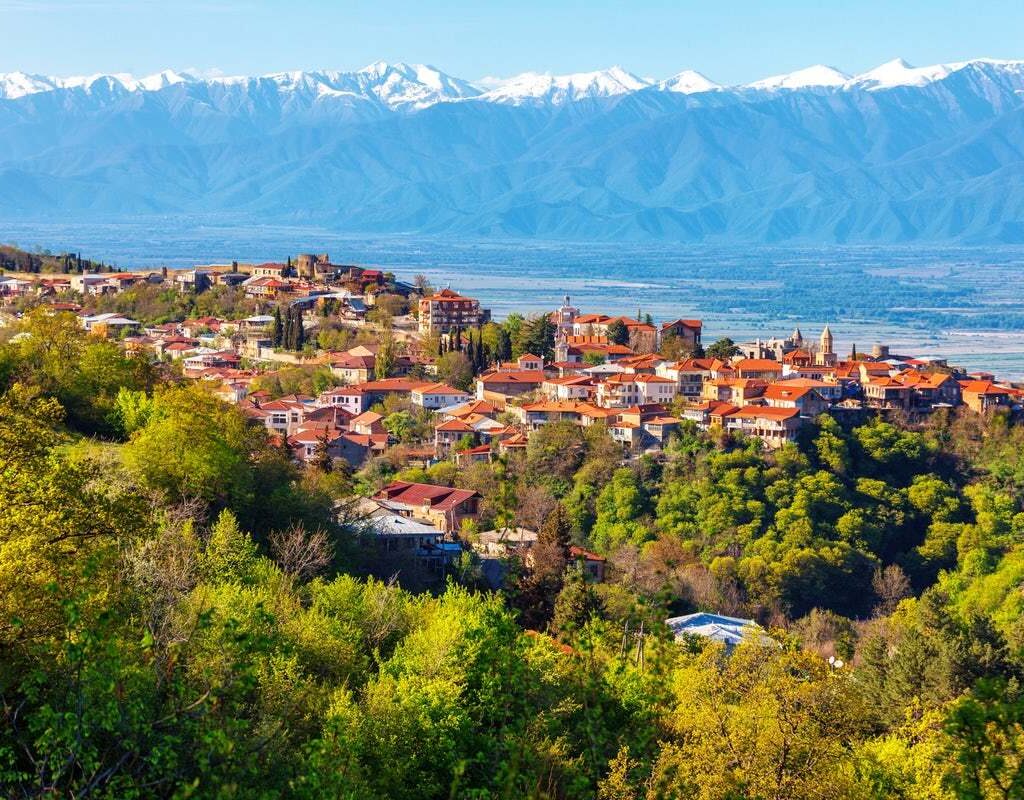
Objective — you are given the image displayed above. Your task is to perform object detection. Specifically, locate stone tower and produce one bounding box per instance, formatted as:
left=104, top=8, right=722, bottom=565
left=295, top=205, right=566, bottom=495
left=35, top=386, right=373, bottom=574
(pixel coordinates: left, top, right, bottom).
left=815, top=325, right=836, bottom=366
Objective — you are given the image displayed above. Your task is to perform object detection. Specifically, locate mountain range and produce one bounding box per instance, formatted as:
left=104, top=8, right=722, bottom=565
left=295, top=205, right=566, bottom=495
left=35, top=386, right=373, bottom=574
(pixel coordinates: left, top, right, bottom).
left=3, top=58, right=1024, bottom=242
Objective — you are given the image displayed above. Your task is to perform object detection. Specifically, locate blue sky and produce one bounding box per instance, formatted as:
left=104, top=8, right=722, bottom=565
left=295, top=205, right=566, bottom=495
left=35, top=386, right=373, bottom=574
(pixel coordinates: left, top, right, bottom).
left=2, top=0, right=1023, bottom=84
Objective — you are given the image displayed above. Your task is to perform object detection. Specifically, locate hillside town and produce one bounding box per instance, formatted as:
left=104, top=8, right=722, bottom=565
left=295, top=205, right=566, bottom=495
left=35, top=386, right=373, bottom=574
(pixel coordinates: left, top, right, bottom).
left=2, top=251, right=1021, bottom=580
left=5, top=242, right=1024, bottom=799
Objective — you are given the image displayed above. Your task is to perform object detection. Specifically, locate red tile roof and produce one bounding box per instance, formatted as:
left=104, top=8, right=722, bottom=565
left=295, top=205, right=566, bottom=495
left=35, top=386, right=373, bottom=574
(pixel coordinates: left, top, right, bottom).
left=376, top=481, right=480, bottom=512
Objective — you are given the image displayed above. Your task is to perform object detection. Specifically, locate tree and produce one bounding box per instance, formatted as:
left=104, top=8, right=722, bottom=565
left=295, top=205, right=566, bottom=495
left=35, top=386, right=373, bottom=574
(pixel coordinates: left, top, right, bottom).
left=123, top=384, right=258, bottom=512
left=271, top=306, right=284, bottom=347
left=375, top=329, right=396, bottom=379
left=383, top=411, right=416, bottom=443
left=495, top=327, right=513, bottom=363
left=436, top=351, right=473, bottom=392
left=591, top=469, right=651, bottom=555
left=705, top=337, right=740, bottom=360
left=311, top=434, right=335, bottom=473
left=944, top=678, right=1024, bottom=799
left=606, top=319, right=629, bottom=346
left=201, top=508, right=260, bottom=583
left=516, top=314, right=556, bottom=361
left=551, top=562, right=603, bottom=641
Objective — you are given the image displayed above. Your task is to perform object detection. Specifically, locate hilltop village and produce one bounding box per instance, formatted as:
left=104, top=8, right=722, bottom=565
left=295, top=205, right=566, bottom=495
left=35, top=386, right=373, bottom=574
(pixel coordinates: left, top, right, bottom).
left=1, top=250, right=1019, bottom=573
left=5, top=246, right=1024, bottom=797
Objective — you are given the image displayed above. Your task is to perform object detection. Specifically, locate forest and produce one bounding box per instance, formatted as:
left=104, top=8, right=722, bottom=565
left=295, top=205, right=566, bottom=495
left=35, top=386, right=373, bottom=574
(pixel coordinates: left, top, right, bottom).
left=2, top=309, right=1024, bottom=798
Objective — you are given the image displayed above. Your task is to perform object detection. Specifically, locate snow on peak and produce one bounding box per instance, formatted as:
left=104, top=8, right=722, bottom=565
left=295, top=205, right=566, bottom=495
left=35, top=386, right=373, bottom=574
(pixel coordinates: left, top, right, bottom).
left=136, top=70, right=191, bottom=91
left=0, top=71, right=56, bottom=99
left=478, top=66, right=651, bottom=105
left=353, top=61, right=481, bottom=108
left=848, top=58, right=953, bottom=89
left=746, top=64, right=850, bottom=90
left=658, top=70, right=720, bottom=94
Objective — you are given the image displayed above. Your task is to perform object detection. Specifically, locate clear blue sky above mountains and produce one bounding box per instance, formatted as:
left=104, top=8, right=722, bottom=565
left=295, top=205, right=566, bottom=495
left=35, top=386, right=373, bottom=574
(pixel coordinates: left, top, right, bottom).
left=2, top=0, right=1022, bottom=83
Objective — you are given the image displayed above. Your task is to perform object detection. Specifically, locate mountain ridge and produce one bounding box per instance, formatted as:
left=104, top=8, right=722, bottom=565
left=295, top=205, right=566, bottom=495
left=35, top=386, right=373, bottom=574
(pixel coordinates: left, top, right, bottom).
left=3, top=57, right=1024, bottom=243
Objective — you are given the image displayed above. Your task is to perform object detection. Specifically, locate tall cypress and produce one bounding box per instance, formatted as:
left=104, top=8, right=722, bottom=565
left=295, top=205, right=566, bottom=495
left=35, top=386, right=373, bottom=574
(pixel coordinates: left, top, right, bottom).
left=271, top=307, right=284, bottom=347
left=294, top=307, right=305, bottom=351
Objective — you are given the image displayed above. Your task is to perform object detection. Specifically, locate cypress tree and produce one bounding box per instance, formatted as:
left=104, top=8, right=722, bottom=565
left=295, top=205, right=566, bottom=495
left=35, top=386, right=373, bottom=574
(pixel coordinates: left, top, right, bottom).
left=271, top=307, right=284, bottom=347
left=294, top=307, right=305, bottom=350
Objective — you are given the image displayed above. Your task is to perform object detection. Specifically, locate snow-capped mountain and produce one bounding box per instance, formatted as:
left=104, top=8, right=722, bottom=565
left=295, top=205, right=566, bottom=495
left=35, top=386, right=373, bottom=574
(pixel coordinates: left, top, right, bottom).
left=475, top=66, right=650, bottom=105
left=657, top=70, right=721, bottom=94
left=746, top=65, right=849, bottom=90
left=4, top=57, right=1024, bottom=242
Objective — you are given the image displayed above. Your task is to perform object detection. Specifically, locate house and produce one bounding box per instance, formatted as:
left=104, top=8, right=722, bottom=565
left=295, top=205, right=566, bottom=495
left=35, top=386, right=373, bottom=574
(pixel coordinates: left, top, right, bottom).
left=329, top=353, right=377, bottom=384
left=702, top=378, right=767, bottom=405
left=596, top=373, right=677, bottom=408
left=732, top=358, right=784, bottom=381
left=666, top=612, right=770, bottom=650
left=71, top=273, right=116, bottom=295
left=286, top=424, right=347, bottom=463
left=513, top=353, right=544, bottom=371
left=723, top=406, right=803, bottom=447
left=252, top=397, right=311, bottom=436
left=80, top=312, right=141, bottom=336
left=682, top=400, right=741, bottom=429
left=435, top=418, right=475, bottom=453
left=541, top=375, right=594, bottom=401
left=418, top=288, right=488, bottom=336
left=554, top=335, right=634, bottom=364
left=894, top=371, right=962, bottom=408
left=960, top=380, right=1013, bottom=414
left=334, top=432, right=390, bottom=466
left=411, top=382, right=472, bottom=410
left=615, top=353, right=667, bottom=375
left=498, top=432, right=530, bottom=453
left=570, top=547, right=606, bottom=582
left=762, top=382, right=831, bottom=416
left=659, top=319, right=703, bottom=352
left=357, top=378, right=432, bottom=407
left=174, top=269, right=213, bottom=293
left=182, top=350, right=240, bottom=377
left=571, top=315, right=657, bottom=354
left=251, top=262, right=289, bottom=279
left=476, top=370, right=547, bottom=402
left=350, top=410, right=386, bottom=435
left=374, top=481, right=482, bottom=534
left=513, top=400, right=617, bottom=431
left=317, top=386, right=370, bottom=416
left=863, top=377, right=914, bottom=411
left=439, top=399, right=500, bottom=420
left=454, top=444, right=493, bottom=467
left=657, top=357, right=716, bottom=401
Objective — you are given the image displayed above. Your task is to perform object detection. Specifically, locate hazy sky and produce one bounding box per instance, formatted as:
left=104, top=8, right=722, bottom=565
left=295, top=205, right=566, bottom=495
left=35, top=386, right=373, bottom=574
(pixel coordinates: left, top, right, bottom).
left=2, top=0, right=1022, bottom=84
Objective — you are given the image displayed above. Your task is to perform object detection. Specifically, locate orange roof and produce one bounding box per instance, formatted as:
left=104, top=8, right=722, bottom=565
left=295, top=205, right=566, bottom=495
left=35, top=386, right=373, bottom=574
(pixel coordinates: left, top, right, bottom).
left=661, top=318, right=702, bottom=330
left=763, top=384, right=815, bottom=401
left=446, top=400, right=498, bottom=417
left=732, top=358, right=783, bottom=372
left=415, top=382, right=470, bottom=395
left=435, top=418, right=474, bottom=432
left=479, top=370, right=546, bottom=384
left=960, top=380, right=1010, bottom=396
left=423, top=287, right=474, bottom=302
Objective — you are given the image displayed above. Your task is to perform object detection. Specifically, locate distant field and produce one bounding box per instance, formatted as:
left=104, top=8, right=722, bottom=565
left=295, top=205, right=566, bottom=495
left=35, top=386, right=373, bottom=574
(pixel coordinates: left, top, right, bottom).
left=4, top=220, right=1024, bottom=377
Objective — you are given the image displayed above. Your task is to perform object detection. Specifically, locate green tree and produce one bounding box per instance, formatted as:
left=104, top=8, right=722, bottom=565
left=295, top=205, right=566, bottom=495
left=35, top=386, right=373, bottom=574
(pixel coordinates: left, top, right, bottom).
left=705, top=337, right=740, bottom=360
left=591, top=469, right=652, bottom=555
left=436, top=351, right=473, bottom=392
left=606, top=319, right=629, bottom=346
